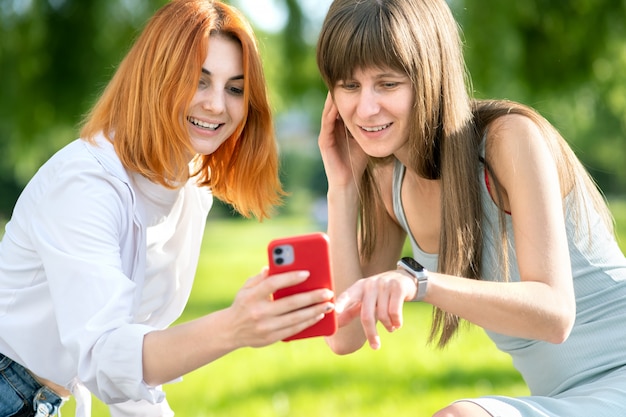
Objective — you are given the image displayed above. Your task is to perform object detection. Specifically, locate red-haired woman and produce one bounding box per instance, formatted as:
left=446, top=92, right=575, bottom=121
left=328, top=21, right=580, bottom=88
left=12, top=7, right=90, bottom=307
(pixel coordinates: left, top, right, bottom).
left=0, top=1, right=334, bottom=416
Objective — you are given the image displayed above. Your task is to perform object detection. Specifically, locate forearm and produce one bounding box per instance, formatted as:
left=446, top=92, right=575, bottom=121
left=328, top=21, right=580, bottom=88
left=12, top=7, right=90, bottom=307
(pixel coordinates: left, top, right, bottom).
left=326, top=186, right=362, bottom=292
left=426, top=272, right=575, bottom=343
left=142, top=308, right=238, bottom=386
left=142, top=268, right=338, bottom=384
left=325, top=186, right=368, bottom=354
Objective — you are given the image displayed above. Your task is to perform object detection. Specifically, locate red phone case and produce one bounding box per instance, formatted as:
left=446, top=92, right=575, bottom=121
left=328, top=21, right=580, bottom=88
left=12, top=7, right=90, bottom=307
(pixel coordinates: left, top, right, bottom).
left=267, top=232, right=337, bottom=341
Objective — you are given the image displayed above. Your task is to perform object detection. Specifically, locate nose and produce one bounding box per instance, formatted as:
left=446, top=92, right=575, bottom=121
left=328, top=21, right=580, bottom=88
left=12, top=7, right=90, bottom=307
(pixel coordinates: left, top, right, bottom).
left=201, top=88, right=225, bottom=114
left=355, top=88, right=380, bottom=119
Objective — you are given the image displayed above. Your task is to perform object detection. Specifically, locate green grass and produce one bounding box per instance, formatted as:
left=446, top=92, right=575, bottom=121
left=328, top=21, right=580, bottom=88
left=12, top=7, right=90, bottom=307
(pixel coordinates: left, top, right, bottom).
left=58, top=199, right=626, bottom=415
left=62, top=217, right=527, bottom=416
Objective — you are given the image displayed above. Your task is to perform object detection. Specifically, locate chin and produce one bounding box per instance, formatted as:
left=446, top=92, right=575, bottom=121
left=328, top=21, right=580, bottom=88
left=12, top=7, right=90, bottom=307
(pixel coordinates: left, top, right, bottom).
left=361, top=147, right=394, bottom=159
left=190, top=141, right=221, bottom=156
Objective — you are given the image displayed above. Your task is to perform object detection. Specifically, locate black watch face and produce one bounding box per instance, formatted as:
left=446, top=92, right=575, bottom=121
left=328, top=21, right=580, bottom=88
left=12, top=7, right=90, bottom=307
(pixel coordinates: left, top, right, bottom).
left=401, top=257, right=424, bottom=272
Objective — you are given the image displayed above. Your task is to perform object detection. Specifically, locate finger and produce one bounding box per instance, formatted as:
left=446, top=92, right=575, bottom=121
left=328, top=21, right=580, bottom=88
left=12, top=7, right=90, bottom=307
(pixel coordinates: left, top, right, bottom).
left=323, top=91, right=336, bottom=117
left=271, top=301, right=335, bottom=341
left=378, top=277, right=408, bottom=332
left=360, top=280, right=381, bottom=350
left=242, top=267, right=270, bottom=289
left=320, top=93, right=333, bottom=124
left=262, top=270, right=310, bottom=295
left=272, top=288, right=335, bottom=316
left=375, top=280, right=393, bottom=332
left=388, top=280, right=405, bottom=331
left=322, top=93, right=344, bottom=132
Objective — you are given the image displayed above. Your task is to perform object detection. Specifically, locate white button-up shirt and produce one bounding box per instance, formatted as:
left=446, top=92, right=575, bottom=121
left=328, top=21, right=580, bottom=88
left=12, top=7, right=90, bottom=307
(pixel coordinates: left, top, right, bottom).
left=0, top=135, right=212, bottom=416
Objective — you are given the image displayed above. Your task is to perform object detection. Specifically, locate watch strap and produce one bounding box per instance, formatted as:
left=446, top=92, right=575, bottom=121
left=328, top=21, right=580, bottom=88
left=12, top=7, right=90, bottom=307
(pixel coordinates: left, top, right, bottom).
left=397, top=258, right=428, bottom=302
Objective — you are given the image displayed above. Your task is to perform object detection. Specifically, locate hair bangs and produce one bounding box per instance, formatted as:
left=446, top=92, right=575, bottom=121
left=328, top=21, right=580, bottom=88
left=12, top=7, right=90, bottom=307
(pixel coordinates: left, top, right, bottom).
left=317, top=1, right=405, bottom=87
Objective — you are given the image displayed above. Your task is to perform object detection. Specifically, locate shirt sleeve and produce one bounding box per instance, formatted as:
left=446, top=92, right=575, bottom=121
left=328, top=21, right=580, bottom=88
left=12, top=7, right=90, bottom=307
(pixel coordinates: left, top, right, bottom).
left=108, top=393, right=174, bottom=417
left=28, top=157, right=162, bottom=404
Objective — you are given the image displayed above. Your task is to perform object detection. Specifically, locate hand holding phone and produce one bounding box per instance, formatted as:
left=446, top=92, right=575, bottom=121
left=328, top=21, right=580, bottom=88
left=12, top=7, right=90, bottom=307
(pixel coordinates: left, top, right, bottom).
left=267, top=232, right=337, bottom=341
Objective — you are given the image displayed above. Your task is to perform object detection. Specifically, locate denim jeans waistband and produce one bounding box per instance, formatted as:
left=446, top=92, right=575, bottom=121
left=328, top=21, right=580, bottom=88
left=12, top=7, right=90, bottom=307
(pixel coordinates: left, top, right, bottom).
left=0, top=352, right=65, bottom=416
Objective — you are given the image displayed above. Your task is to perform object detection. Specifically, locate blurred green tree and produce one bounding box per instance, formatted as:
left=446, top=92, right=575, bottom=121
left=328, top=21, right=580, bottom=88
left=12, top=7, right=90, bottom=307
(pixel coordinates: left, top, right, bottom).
left=457, top=0, right=626, bottom=194
left=0, top=0, right=624, bottom=218
left=0, top=0, right=166, bottom=215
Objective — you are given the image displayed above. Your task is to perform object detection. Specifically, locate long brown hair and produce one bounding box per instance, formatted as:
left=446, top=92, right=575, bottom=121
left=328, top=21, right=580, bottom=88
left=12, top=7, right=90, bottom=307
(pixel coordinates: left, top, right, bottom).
left=81, top=0, right=283, bottom=219
left=317, top=0, right=479, bottom=347
left=473, top=99, right=615, bottom=271
left=317, top=0, right=614, bottom=347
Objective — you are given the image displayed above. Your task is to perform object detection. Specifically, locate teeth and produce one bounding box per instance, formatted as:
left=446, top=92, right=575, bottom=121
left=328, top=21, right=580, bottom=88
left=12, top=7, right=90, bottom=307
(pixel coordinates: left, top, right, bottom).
left=188, top=117, right=220, bottom=130
left=361, top=123, right=390, bottom=132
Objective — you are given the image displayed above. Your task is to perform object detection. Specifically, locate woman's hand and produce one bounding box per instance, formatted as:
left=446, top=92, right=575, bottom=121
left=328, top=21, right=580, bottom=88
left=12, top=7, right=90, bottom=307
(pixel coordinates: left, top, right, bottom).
left=143, top=268, right=334, bottom=386
left=318, top=92, right=369, bottom=189
left=333, top=270, right=417, bottom=349
left=226, top=268, right=335, bottom=348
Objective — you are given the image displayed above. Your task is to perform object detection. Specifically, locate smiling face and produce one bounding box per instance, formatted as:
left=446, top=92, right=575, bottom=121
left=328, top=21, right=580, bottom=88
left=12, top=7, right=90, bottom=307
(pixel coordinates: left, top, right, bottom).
left=332, top=66, right=414, bottom=159
left=187, top=34, right=246, bottom=156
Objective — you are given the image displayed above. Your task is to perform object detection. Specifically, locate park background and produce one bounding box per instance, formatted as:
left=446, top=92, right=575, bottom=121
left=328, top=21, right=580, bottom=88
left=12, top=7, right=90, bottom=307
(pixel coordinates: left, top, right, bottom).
left=1, top=0, right=625, bottom=415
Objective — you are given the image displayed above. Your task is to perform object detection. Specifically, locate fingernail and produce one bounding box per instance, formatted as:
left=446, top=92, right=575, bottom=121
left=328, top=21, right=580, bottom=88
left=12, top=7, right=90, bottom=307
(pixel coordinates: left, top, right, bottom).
left=371, top=336, right=381, bottom=350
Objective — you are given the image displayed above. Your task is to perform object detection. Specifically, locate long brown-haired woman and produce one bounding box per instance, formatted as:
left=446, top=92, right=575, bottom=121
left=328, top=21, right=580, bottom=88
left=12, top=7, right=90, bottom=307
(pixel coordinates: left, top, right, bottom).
left=0, top=1, right=334, bottom=416
left=316, top=0, right=626, bottom=416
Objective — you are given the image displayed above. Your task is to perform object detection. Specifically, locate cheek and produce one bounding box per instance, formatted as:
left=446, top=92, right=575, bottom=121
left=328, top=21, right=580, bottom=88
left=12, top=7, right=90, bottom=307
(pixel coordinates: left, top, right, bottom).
left=332, top=94, right=350, bottom=113
left=400, top=92, right=415, bottom=117
left=391, top=98, right=413, bottom=122
left=188, top=90, right=203, bottom=109
left=227, top=99, right=246, bottom=124
left=332, top=98, right=354, bottom=124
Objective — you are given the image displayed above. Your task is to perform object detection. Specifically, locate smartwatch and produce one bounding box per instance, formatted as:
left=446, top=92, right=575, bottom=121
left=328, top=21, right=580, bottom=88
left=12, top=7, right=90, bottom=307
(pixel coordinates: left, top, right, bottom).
left=397, top=257, right=428, bottom=302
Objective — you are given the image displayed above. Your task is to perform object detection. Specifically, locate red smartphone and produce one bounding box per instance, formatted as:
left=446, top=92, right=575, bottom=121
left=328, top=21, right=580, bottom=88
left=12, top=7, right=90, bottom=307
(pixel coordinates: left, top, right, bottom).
left=267, top=232, right=337, bottom=341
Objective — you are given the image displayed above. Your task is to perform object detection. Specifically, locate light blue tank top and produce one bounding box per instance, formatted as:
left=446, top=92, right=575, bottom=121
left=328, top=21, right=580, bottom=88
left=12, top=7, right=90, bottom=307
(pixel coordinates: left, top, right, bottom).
left=392, top=157, right=626, bottom=396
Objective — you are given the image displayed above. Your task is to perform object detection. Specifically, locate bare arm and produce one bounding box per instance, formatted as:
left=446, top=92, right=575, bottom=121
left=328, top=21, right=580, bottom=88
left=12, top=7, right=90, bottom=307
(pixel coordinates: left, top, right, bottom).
left=337, top=114, right=575, bottom=347
left=318, top=94, right=408, bottom=354
left=317, top=93, right=368, bottom=354
left=425, top=115, right=575, bottom=342
left=142, top=269, right=334, bottom=386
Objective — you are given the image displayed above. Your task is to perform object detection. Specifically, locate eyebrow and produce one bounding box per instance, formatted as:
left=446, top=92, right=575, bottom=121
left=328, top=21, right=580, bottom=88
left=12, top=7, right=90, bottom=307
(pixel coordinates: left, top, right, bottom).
left=201, top=67, right=244, bottom=81
left=374, top=72, right=406, bottom=79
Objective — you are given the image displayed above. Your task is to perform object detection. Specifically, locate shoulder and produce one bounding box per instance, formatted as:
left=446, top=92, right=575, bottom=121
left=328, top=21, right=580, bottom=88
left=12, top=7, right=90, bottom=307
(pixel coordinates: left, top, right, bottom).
left=8, top=141, right=137, bottom=248
left=484, top=113, right=551, bottom=173
left=484, top=112, right=562, bottom=205
left=485, top=113, right=544, bottom=149
left=23, top=139, right=135, bottom=216
left=39, top=138, right=123, bottom=178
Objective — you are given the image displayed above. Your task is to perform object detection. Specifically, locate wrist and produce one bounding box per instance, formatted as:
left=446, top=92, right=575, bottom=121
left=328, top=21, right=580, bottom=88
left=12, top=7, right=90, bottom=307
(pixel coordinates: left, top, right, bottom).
left=326, top=187, right=360, bottom=222
left=327, top=184, right=359, bottom=201
left=396, top=257, right=429, bottom=302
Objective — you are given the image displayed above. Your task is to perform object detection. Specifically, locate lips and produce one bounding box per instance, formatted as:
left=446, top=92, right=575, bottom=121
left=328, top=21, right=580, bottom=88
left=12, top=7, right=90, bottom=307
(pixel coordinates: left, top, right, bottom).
left=360, top=123, right=391, bottom=132
left=188, top=116, right=221, bottom=131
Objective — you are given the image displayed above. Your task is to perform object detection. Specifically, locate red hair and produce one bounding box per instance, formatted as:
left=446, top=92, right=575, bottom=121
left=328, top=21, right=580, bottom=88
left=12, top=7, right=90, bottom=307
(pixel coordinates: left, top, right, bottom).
left=80, top=0, right=283, bottom=219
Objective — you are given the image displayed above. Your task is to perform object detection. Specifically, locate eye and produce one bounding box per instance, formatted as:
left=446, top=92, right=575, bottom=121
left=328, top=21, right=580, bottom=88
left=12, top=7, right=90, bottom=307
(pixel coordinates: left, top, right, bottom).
left=338, top=81, right=359, bottom=91
left=227, top=85, right=244, bottom=96
left=382, top=81, right=399, bottom=89
left=198, top=78, right=209, bottom=89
